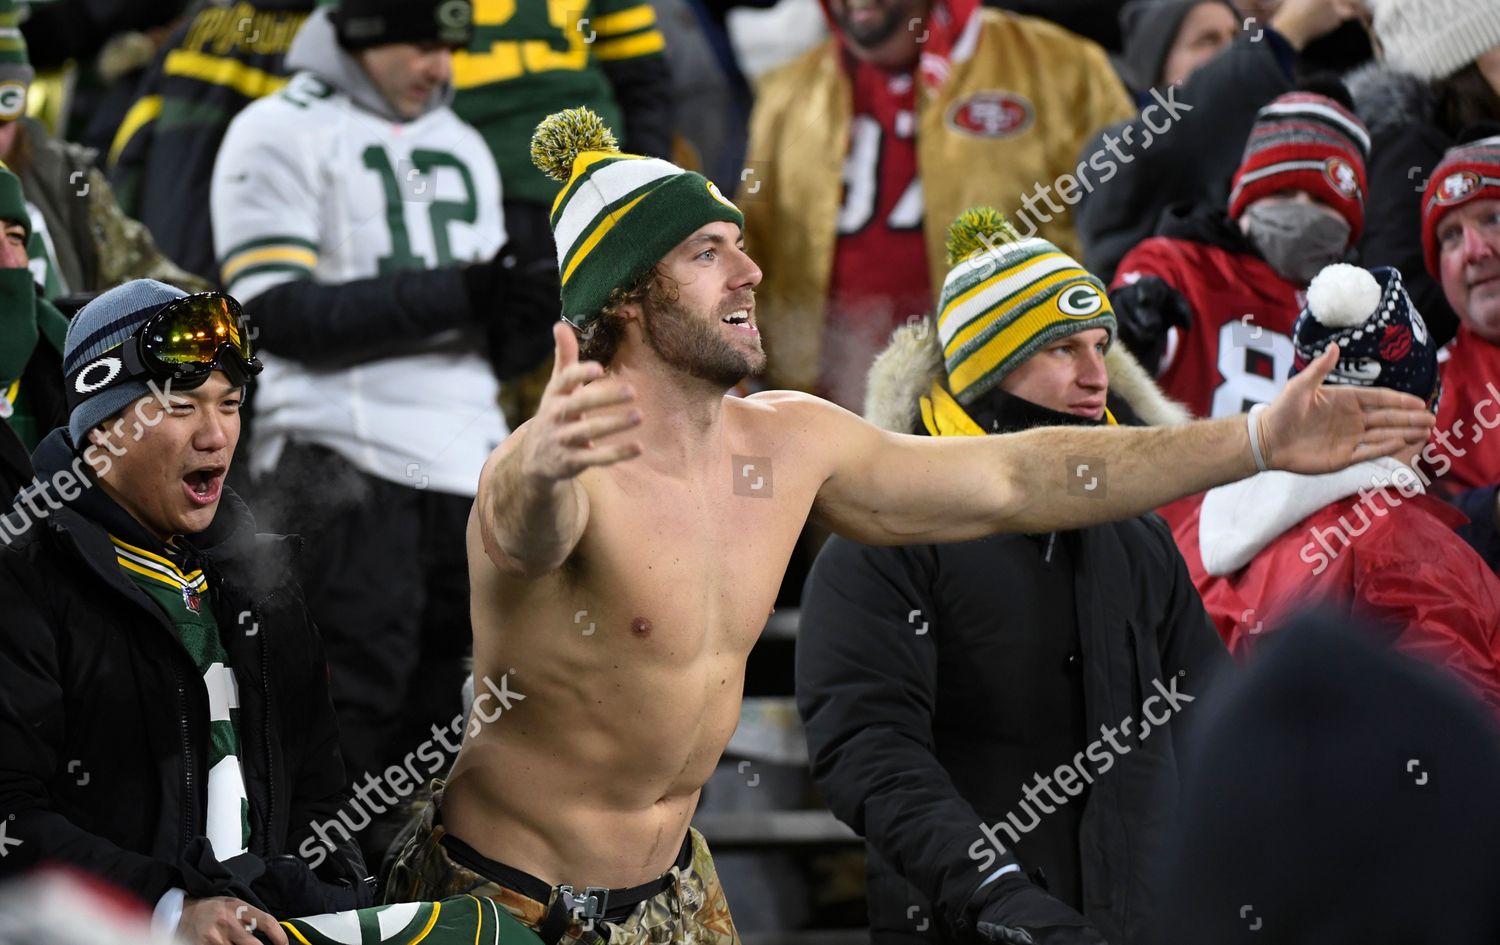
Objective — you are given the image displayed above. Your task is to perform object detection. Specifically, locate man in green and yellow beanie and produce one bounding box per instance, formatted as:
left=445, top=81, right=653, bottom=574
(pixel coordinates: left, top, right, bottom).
left=921, top=207, right=1123, bottom=434
left=398, top=109, right=1439, bottom=944
left=529, top=106, right=752, bottom=374
left=799, top=209, right=1226, bottom=945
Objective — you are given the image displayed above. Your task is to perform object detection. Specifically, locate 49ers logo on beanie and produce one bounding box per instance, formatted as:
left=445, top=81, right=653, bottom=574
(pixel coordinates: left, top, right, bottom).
left=1434, top=170, right=1480, bottom=205
left=1420, top=134, right=1500, bottom=279
left=1325, top=157, right=1361, bottom=199
left=1228, top=91, right=1371, bottom=243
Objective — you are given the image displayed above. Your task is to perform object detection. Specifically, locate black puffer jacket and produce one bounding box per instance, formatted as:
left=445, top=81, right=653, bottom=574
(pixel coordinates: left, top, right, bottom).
left=0, top=430, right=370, bottom=915
left=796, top=321, right=1232, bottom=944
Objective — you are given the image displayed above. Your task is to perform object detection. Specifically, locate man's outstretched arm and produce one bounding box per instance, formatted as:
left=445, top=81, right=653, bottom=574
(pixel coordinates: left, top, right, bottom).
left=475, top=323, right=641, bottom=577
left=797, top=346, right=1434, bottom=544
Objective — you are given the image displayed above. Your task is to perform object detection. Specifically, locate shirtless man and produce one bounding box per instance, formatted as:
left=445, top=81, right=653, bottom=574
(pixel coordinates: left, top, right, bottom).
left=386, top=108, right=1433, bottom=942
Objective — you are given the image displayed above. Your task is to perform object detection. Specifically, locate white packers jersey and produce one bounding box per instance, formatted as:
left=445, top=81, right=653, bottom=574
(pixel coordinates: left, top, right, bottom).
left=211, top=72, right=507, bottom=497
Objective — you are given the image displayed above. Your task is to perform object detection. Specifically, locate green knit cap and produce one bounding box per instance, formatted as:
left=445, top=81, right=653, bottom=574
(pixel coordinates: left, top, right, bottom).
left=532, top=107, right=744, bottom=328
left=0, top=0, right=30, bottom=122
left=937, top=208, right=1116, bottom=405
left=0, top=158, right=27, bottom=236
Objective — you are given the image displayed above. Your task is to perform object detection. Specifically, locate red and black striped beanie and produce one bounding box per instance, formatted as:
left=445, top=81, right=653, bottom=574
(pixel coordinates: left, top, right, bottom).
left=1228, top=91, right=1371, bottom=244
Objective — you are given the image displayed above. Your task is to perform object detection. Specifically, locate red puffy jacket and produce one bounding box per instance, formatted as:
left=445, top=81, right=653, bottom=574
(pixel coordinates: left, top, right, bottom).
left=1113, top=226, right=1304, bottom=420
left=1173, top=461, right=1500, bottom=715
left=1432, top=325, right=1500, bottom=495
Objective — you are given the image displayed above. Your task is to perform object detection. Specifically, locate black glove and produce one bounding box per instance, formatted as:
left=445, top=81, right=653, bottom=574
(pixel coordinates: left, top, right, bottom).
left=253, top=853, right=374, bottom=917
left=463, top=245, right=560, bottom=381
left=1109, top=276, right=1194, bottom=376
left=973, top=873, right=1107, bottom=945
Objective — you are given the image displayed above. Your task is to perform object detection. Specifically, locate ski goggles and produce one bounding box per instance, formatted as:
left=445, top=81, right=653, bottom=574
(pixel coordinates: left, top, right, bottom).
left=66, top=292, right=263, bottom=411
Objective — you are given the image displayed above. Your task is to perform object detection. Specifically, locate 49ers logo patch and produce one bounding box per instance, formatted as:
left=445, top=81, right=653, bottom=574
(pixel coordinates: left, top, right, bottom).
left=1324, top=157, right=1360, bottom=199
left=1433, top=170, right=1480, bottom=205
left=946, top=92, right=1034, bottom=139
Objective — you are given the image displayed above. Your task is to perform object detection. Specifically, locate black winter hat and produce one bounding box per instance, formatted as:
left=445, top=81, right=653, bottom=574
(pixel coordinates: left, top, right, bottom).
left=331, top=0, right=474, bottom=51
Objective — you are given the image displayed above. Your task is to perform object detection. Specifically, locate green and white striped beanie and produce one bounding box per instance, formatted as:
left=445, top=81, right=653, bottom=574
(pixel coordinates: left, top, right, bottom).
left=531, top=107, right=743, bottom=328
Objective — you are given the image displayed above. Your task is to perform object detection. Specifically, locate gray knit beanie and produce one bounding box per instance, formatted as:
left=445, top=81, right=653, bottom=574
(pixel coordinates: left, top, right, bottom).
left=1117, top=0, right=1237, bottom=93
left=1370, top=0, right=1500, bottom=81
left=63, top=279, right=188, bottom=444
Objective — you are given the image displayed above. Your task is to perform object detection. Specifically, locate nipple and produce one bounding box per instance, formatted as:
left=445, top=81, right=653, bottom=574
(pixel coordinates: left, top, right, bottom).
left=631, top=617, right=653, bottom=638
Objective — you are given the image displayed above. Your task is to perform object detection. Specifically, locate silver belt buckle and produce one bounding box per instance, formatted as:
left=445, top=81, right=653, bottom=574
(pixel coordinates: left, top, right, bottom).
left=558, top=885, right=609, bottom=928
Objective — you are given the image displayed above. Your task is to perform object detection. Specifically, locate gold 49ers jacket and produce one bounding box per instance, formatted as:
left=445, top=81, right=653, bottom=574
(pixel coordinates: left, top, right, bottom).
left=741, top=9, right=1133, bottom=393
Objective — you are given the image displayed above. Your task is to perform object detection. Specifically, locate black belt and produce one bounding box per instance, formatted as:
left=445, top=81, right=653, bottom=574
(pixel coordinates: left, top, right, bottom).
left=441, top=832, right=693, bottom=941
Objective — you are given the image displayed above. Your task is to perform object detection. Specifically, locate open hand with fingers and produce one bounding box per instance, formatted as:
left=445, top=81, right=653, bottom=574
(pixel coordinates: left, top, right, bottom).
left=1258, top=344, right=1435, bottom=473
left=521, top=321, right=643, bottom=481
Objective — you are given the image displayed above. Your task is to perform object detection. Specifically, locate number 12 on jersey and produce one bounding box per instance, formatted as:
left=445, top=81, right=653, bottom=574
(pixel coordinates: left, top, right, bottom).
left=362, top=146, right=479, bottom=274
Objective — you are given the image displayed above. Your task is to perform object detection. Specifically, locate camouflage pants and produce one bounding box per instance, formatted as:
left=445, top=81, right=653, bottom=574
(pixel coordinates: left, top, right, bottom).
left=385, top=782, right=739, bottom=945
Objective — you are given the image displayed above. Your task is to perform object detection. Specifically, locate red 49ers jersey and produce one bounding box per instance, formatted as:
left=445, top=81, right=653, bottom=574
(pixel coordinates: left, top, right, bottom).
left=822, top=67, right=932, bottom=410
left=1114, top=236, right=1305, bottom=419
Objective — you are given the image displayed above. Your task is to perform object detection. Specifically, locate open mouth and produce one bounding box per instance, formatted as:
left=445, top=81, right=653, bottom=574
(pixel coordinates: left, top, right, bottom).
left=182, top=466, right=225, bottom=507
left=720, top=309, right=757, bottom=333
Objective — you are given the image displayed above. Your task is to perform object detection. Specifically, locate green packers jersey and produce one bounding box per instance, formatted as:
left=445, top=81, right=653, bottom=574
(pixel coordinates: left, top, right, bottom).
left=26, top=199, right=65, bottom=298
left=211, top=64, right=508, bottom=497
left=283, top=896, right=544, bottom=945
left=112, top=535, right=250, bottom=860
left=453, top=0, right=666, bottom=204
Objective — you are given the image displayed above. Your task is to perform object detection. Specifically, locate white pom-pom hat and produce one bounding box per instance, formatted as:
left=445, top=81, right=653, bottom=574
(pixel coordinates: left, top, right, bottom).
left=1306, top=263, right=1383, bottom=329
left=1290, top=265, right=1440, bottom=410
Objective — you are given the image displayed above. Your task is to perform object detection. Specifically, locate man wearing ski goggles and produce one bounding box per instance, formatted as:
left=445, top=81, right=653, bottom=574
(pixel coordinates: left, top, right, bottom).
left=0, top=279, right=372, bottom=941
left=63, top=291, right=262, bottom=411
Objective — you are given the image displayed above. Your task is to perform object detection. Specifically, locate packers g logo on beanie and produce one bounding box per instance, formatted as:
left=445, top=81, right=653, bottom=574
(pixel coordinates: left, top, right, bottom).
left=936, top=207, right=1117, bottom=406
left=0, top=0, right=34, bottom=123
left=0, top=82, right=24, bottom=122
left=1058, top=284, right=1106, bottom=318
left=531, top=107, right=744, bottom=329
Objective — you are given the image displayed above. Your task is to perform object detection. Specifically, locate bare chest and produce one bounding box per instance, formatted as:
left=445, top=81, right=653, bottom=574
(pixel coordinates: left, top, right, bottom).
left=567, top=455, right=812, bottom=662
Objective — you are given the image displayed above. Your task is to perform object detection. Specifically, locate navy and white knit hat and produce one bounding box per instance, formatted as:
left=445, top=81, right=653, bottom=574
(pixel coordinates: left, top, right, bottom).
left=63, top=279, right=189, bottom=444
left=1290, top=264, right=1439, bottom=410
